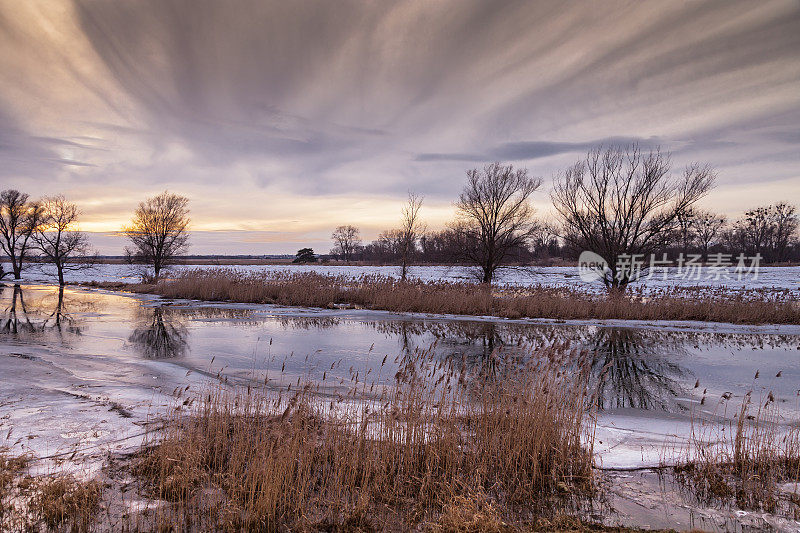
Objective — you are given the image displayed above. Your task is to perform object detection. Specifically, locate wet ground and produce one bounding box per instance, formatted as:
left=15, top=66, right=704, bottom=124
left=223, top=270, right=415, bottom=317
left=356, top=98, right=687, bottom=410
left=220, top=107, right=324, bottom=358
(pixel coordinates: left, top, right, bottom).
left=1, top=283, right=799, bottom=530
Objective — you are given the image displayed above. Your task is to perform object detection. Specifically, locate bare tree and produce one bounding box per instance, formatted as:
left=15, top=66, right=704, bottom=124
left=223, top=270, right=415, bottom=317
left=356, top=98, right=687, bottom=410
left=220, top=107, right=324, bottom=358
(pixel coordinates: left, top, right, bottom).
left=363, top=229, right=403, bottom=263
left=123, top=192, right=190, bottom=281
left=739, top=206, right=772, bottom=259
left=552, top=146, right=715, bottom=292
left=330, top=225, right=361, bottom=262
left=737, top=203, right=798, bottom=262
left=675, top=207, right=696, bottom=256
left=0, top=189, right=42, bottom=280
left=398, top=192, right=425, bottom=281
left=770, top=203, right=798, bottom=263
left=33, top=196, right=93, bottom=286
left=529, top=220, right=562, bottom=261
left=454, top=162, right=542, bottom=284
left=691, top=210, right=726, bottom=261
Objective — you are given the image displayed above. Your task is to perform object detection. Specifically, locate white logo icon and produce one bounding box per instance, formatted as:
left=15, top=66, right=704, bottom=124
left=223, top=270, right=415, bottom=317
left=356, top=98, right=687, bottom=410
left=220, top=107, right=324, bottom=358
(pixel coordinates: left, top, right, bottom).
left=577, top=251, right=609, bottom=283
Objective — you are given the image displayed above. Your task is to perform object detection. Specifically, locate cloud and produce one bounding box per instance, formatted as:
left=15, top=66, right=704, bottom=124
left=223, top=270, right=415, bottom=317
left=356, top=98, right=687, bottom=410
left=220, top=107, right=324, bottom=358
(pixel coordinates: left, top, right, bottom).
left=414, top=153, right=488, bottom=162
left=492, top=137, right=661, bottom=160
left=0, top=104, right=95, bottom=178
left=417, top=136, right=661, bottom=162
left=0, top=0, right=796, bottom=253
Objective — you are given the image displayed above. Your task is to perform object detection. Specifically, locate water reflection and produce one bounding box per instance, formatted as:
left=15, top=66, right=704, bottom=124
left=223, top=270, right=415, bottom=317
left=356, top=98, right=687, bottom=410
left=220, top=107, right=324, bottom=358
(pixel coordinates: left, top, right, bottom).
left=1, top=285, right=33, bottom=334
left=355, top=319, right=797, bottom=412
left=128, top=307, right=189, bottom=359
left=587, top=328, right=687, bottom=411
left=361, top=321, right=692, bottom=411
left=2, top=285, right=798, bottom=415
left=1, top=285, right=85, bottom=337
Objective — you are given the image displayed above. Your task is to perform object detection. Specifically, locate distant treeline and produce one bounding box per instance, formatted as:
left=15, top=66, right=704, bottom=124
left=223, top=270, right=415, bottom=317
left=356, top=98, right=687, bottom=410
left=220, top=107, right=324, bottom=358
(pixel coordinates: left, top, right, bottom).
left=332, top=203, right=800, bottom=266
left=3, top=145, right=800, bottom=292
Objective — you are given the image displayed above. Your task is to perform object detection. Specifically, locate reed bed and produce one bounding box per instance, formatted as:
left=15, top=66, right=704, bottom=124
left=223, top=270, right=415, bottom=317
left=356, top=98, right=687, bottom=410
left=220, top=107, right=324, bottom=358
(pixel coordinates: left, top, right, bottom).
left=672, top=392, right=800, bottom=516
left=131, top=344, right=597, bottom=531
left=119, top=269, right=800, bottom=324
left=0, top=451, right=28, bottom=528
left=0, top=450, right=101, bottom=532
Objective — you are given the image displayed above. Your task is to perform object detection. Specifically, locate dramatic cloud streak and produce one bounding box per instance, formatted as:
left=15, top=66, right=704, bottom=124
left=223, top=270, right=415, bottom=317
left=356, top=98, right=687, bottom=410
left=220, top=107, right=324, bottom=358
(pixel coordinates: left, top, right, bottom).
left=0, top=0, right=798, bottom=253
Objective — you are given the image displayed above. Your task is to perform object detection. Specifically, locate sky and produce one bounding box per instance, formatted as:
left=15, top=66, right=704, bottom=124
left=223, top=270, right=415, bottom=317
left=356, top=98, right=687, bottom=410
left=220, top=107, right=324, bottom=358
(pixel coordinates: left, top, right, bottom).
left=1, top=0, right=799, bottom=255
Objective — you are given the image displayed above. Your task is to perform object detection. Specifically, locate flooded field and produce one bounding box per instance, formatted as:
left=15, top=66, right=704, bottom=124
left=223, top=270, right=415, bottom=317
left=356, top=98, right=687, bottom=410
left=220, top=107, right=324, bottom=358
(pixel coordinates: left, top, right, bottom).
left=2, top=283, right=799, bottom=530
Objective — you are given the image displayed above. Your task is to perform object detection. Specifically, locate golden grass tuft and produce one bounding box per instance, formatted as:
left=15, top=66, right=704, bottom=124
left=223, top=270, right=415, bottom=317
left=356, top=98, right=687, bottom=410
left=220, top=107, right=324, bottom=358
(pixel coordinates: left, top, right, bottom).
left=1, top=450, right=102, bottom=532
left=428, top=492, right=509, bottom=533
left=0, top=451, right=29, bottom=527
left=26, top=475, right=103, bottom=532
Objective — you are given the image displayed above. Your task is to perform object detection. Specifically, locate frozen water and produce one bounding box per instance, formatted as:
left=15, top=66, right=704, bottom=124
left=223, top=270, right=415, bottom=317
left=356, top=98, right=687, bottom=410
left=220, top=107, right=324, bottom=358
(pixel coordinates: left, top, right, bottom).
left=2, top=283, right=798, bottom=475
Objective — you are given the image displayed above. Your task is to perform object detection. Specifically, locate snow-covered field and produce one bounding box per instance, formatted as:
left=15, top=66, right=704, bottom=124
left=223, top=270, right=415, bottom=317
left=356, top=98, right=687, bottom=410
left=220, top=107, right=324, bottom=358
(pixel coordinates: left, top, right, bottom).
left=5, top=262, right=800, bottom=293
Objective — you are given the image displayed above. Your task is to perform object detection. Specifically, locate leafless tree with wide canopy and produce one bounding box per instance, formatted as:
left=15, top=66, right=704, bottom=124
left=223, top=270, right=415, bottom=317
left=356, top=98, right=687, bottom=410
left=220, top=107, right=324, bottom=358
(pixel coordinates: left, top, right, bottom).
left=551, top=145, right=715, bottom=292
left=691, top=210, right=727, bottom=262
left=0, top=189, right=42, bottom=280
left=330, top=225, right=361, bottom=262
left=454, top=162, right=542, bottom=285
left=123, top=191, right=190, bottom=281
left=33, top=196, right=93, bottom=286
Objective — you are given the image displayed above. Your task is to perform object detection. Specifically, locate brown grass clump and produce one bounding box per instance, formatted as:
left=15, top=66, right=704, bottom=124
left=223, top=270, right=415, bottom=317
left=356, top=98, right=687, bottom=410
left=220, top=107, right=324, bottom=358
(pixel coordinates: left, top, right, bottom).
left=428, top=492, right=510, bottom=533
left=124, top=269, right=800, bottom=325
left=0, top=451, right=30, bottom=526
left=1, top=451, right=101, bottom=532
left=26, top=475, right=103, bottom=532
left=673, top=392, right=800, bottom=515
left=132, top=345, right=596, bottom=530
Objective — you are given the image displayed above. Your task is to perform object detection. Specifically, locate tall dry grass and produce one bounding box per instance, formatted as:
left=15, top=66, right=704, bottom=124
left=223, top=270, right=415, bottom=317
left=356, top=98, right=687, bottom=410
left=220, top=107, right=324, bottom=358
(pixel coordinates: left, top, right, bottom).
left=119, top=269, right=800, bottom=325
left=0, top=451, right=28, bottom=528
left=132, top=345, right=596, bottom=530
left=0, top=450, right=101, bottom=532
left=673, top=392, right=800, bottom=515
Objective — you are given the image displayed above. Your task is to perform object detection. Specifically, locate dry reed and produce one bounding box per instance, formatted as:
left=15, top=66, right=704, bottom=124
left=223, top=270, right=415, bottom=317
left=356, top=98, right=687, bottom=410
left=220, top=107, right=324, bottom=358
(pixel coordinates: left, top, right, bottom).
left=0, top=451, right=29, bottom=528
left=25, top=475, right=103, bottom=532
left=132, top=344, right=596, bottom=530
left=0, top=450, right=101, bottom=532
left=673, top=392, right=800, bottom=516
left=110, top=269, right=800, bottom=325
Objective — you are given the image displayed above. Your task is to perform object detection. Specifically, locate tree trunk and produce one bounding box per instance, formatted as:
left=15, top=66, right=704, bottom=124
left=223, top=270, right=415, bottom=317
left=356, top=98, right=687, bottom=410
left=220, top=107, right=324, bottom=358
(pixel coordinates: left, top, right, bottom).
left=605, top=269, right=629, bottom=294
left=12, top=257, right=22, bottom=279
left=482, top=266, right=492, bottom=284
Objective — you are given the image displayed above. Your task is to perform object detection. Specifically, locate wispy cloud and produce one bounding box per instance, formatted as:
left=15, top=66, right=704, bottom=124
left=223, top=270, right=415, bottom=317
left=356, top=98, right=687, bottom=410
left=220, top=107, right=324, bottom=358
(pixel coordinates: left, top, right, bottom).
left=0, top=0, right=797, bottom=253
left=417, top=136, right=662, bottom=162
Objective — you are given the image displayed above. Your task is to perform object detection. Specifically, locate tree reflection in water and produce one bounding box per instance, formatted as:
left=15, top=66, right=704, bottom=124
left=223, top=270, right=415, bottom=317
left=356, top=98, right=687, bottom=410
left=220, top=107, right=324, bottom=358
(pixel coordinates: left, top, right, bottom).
left=368, top=319, right=692, bottom=411
left=1, top=285, right=84, bottom=337
left=423, top=323, right=689, bottom=409
left=41, top=286, right=80, bottom=334
left=375, top=320, right=532, bottom=380
left=1, top=284, right=34, bottom=334
left=128, top=306, right=189, bottom=359
left=586, top=328, right=688, bottom=411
